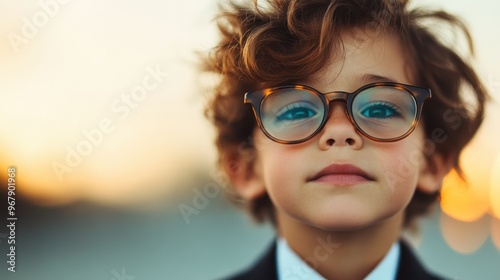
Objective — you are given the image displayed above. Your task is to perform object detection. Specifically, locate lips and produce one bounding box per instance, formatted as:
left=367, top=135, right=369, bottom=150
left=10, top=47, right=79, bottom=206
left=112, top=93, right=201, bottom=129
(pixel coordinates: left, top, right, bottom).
left=307, top=163, right=375, bottom=185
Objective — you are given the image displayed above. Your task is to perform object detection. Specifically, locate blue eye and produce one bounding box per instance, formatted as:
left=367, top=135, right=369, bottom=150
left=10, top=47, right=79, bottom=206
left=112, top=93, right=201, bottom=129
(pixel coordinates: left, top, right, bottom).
left=360, top=102, right=401, bottom=119
left=275, top=103, right=318, bottom=122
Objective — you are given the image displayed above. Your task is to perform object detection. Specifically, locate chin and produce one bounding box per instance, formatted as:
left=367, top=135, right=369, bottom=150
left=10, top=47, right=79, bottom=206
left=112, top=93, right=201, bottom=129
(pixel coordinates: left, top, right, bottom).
left=309, top=217, right=376, bottom=232
left=305, top=209, right=398, bottom=232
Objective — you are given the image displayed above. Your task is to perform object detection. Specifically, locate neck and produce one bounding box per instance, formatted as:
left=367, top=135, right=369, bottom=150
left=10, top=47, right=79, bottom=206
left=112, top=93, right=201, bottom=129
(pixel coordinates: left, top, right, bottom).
left=276, top=211, right=404, bottom=280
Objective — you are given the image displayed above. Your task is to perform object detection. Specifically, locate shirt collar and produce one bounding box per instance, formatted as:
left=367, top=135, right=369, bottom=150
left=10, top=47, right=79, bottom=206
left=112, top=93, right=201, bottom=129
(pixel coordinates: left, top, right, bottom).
left=276, top=237, right=401, bottom=280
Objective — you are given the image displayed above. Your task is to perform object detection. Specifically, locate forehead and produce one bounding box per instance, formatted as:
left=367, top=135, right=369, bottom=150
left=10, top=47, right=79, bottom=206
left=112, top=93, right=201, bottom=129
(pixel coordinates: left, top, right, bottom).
left=305, top=30, right=414, bottom=92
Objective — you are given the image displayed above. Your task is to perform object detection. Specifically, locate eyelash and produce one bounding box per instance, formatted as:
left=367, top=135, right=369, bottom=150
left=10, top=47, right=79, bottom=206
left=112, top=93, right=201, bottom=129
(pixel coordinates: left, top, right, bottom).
left=359, top=101, right=402, bottom=119
left=275, top=102, right=318, bottom=122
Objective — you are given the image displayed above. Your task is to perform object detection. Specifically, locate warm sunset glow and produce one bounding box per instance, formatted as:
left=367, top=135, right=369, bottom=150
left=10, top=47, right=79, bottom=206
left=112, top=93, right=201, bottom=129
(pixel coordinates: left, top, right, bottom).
left=440, top=212, right=490, bottom=254
left=0, top=1, right=218, bottom=206
left=491, top=153, right=500, bottom=219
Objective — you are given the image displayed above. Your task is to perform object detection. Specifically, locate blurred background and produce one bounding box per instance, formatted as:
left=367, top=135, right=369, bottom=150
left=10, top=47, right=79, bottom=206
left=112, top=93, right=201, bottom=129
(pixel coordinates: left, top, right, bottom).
left=0, top=0, right=499, bottom=279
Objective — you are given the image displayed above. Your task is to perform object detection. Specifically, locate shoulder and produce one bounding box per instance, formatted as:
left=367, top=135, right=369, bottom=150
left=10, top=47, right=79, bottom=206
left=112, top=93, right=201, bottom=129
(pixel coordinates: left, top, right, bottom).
left=396, top=239, right=449, bottom=280
left=219, top=240, right=278, bottom=280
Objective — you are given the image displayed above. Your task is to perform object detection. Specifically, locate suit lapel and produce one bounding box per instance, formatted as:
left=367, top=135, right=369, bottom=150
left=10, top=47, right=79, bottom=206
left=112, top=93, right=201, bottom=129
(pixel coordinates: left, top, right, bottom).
left=227, top=240, right=278, bottom=280
left=396, top=240, right=442, bottom=280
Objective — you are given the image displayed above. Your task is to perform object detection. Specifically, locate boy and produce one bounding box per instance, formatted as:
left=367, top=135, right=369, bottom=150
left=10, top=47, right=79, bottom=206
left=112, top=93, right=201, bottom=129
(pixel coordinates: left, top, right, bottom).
left=203, top=0, right=488, bottom=279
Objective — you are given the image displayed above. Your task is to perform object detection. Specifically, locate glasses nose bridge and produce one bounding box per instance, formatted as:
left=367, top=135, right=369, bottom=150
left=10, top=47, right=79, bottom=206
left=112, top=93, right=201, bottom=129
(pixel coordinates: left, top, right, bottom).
left=324, top=91, right=350, bottom=106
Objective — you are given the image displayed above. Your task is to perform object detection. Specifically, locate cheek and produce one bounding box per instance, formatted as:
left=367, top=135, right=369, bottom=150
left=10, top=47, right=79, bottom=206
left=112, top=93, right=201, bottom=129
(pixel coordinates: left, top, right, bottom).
left=259, top=153, right=303, bottom=214
left=381, top=123, right=426, bottom=181
left=259, top=146, right=302, bottom=192
left=371, top=138, right=425, bottom=202
left=254, top=133, right=305, bottom=203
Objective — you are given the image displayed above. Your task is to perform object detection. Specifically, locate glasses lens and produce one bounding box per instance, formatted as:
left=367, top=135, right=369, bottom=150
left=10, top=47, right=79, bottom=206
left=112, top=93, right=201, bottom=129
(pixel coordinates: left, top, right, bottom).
left=261, top=88, right=325, bottom=142
left=352, top=86, right=417, bottom=139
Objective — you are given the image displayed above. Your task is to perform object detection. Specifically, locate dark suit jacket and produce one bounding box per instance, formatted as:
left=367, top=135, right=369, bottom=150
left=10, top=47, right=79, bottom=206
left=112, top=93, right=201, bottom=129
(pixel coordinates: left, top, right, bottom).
left=223, top=239, right=446, bottom=280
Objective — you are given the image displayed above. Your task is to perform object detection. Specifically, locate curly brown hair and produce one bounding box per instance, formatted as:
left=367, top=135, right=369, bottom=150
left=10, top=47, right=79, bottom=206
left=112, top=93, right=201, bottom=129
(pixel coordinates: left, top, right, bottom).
left=203, top=0, right=488, bottom=228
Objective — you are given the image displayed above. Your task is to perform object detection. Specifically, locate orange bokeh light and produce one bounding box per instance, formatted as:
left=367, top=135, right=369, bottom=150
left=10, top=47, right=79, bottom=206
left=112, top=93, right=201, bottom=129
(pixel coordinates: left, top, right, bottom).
left=490, top=153, right=500, bottom=219
left=440, top=212, right=490, bottom=254
left=440, top=169, right=490, bottom=222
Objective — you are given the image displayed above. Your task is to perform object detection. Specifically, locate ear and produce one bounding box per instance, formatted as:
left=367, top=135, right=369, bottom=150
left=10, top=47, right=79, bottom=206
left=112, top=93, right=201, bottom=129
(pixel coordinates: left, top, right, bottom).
left=417, top=153, right=454, bottom=194
left=223, top=154, right=267, bottom=201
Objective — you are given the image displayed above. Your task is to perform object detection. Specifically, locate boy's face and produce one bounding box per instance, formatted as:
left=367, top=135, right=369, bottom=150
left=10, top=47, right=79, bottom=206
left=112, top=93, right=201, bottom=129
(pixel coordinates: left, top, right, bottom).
left=236, top=30, right=447, bottom=231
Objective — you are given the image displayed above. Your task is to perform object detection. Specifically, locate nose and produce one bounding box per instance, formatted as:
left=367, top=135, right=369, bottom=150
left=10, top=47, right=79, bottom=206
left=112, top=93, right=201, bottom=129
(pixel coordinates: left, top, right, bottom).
left=317, top=102, right=363, bottom=150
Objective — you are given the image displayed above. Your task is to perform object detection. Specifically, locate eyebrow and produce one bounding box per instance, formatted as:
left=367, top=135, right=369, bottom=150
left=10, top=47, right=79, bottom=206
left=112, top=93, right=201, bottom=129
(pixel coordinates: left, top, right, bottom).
left=361, top=74, right=398, bottom=84
left=299, top=73, right=400, bottom=90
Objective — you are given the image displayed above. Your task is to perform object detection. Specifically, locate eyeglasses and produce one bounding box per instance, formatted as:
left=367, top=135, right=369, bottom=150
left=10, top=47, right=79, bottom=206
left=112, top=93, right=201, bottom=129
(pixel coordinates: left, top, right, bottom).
left=244, top=82, right=431, bottom=144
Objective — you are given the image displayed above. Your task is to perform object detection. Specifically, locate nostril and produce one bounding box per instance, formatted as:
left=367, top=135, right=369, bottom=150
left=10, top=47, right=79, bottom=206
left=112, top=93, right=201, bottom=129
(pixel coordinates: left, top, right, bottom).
left=326, top=139, right=335, bottom=146
left=346, top=138, right=355, bottom=145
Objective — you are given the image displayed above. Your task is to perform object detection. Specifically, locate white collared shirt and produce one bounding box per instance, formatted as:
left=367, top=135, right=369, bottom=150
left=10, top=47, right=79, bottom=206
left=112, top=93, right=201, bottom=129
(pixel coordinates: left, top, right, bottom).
left=277, top=237, right=401, bottom=280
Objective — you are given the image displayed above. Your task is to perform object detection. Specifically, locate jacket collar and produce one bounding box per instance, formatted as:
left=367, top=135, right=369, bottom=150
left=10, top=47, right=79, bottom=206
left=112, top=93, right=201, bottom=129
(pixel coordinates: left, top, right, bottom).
left=227, top=239, right=443, bottom=280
